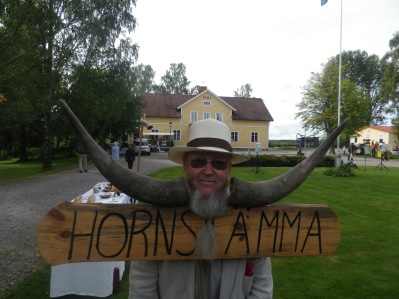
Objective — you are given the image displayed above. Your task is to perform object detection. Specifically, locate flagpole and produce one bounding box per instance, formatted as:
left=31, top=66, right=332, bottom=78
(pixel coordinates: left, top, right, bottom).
left=337, top=0, right=342, bottom=150
left=333, top=0, right=343, bottom=168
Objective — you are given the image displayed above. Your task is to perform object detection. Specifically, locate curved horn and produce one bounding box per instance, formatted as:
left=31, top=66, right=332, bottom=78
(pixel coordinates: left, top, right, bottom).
left=228, top=119, right=349, bottom=207
left=59, top=100, right=190, bottom=207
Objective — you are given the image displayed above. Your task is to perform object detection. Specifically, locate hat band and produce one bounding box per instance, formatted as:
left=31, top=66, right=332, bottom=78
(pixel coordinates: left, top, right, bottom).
left=187, top=138, right=232, bottom=152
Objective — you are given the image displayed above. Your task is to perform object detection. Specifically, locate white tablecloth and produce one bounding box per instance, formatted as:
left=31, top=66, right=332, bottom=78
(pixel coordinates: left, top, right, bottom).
left=50, top=262, right=125, bottom=297
left=50, top=183, right=131, bottom=297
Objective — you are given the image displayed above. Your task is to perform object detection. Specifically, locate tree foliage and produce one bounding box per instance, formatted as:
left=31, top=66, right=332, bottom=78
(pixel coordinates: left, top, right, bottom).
left=381, top=31, right=399, bottom=135
left=133, top=64, right=156, bottom=94
left=340, top=50, right=387, bottom=125
left=0, top=0, right=141, bottom=167
left=296, top=56, right=369, bottom=143
left=234, top=84, right=253, bottom=98
left=296, top=50, right=387, bottom=144
left=153, top=63, right=195, bottom=94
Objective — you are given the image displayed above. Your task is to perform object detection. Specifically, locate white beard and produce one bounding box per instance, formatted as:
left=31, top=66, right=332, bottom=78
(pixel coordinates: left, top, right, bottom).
left=189, top=187, right=229, bottom=260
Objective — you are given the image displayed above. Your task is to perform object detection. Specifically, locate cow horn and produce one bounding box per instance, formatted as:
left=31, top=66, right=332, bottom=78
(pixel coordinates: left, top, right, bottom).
left=228, top=119, right=349, bottom=207
left=59, top=100, right=191, bottom=207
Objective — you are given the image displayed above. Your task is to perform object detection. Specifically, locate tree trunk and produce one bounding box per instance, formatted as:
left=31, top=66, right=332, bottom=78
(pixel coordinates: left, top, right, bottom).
left=42, top=112, right=53, bottom=170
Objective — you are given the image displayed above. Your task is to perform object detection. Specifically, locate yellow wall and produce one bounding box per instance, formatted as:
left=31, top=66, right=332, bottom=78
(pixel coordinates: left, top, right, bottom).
left=350, top=127, right=398, bottom=151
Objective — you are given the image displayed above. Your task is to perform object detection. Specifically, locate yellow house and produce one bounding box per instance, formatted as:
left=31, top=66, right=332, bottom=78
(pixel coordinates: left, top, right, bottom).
left=350, top=125, right=398, bottom=151
left=140, top=87, right=274, bottom=151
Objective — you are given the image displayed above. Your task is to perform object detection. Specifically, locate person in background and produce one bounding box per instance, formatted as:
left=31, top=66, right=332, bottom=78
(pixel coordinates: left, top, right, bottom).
left=380, top=141, right=388, bottom=161
left=348, top=142, right=357, bottom=161
left=370, top=141, right=377, bottom=157
left=111, top=141, right=120, bottom=161
left=125, top=144, right=136, bottom=170
left=129, top=118, right=273, bottom=299
left=77, top=142, right=88, bottom=173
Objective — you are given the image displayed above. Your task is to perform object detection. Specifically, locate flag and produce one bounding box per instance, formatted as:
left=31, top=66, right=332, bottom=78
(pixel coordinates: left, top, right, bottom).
left=321, top=0, right=328, bottom=6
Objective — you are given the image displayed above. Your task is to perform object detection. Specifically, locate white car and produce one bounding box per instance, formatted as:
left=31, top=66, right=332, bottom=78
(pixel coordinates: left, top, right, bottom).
left=134, top=140, right=151, bottom=156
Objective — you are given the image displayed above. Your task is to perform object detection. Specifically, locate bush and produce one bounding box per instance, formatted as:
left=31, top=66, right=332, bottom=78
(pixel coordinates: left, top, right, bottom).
left=234, top=154, right=334, bottom=168
left=323, top=164, right=356, bottom=177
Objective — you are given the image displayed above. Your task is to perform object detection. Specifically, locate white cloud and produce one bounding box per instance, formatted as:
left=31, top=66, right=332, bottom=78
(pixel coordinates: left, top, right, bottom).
left=131, top=0, right=399, bottom=139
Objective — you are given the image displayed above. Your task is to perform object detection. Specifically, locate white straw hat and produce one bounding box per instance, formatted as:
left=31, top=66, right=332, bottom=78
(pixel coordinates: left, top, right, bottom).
left=168, top=118, right=250, bottom=165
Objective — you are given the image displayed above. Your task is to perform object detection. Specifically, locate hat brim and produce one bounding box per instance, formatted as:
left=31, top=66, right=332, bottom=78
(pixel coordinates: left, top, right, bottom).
left=168, top=146, right=250, bottom=165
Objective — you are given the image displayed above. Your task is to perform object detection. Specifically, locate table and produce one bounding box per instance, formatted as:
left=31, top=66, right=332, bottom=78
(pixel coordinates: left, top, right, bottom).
left=50, top=182, right=131, bottom=297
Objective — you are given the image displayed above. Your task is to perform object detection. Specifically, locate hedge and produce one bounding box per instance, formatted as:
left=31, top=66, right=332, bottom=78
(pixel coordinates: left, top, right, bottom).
left=234, top=154, right=335, bottom=168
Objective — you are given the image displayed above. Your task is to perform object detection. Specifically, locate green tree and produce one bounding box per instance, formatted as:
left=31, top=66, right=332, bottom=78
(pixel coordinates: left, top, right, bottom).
left=153, top=63, right=194, bottom=94
left=133, top=64, right=156, bottom=93
left=234, top=84, right=253, bottom=97
left=340, top=50, right=387, bottom=125
left=66, top=64, right=144, bottom=148
left=0, top=0, right=139, bottom=169
left=296, top=57, right=369, bottom=144
left=381, top=32, right=399, bottom=135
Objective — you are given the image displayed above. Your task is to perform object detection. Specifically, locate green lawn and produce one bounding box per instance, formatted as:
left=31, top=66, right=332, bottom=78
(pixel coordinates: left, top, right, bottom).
left=0, top=157, right=79, bottom=185
left=2, top=165, right=398, bottom=298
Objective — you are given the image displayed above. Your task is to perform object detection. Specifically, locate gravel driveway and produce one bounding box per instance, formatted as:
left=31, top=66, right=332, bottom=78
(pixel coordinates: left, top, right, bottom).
left=0, top=153, right=177, bottom=296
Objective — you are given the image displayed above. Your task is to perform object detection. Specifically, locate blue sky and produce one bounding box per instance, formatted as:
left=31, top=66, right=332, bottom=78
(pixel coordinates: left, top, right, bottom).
left=131, top=0, right=399, bottom=139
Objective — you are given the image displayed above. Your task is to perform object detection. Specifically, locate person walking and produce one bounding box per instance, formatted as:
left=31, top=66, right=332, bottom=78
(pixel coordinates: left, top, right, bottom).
left=125, top=145, right=136, bottom=170
left=77, top=143, right=88, bottom=173
left=380, top=141, right=388, bottom=161
left=348, top=142, right=356, bottom=161
left=111, top=141, right=120, bottom=161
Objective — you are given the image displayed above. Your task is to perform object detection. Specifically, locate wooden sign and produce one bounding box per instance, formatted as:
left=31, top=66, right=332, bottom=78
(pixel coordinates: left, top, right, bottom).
left=37, top=202, right=340, bottom=265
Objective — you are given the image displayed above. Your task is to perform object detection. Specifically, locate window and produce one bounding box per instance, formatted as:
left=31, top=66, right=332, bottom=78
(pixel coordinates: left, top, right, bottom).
left=151, top=129, right=159, bottom=140
left=251, top=132, right=259, bottom=143
left=173, top=130, right=181, bottom=141
left=203, top=101, right=211, bottom=106
left=215, top=112, right=223, bottom=122
left=231, top=132, right=238, bottom=143
left=190, top=111, right=198, bottom=123
left=203, top=112, right=211, bottom=119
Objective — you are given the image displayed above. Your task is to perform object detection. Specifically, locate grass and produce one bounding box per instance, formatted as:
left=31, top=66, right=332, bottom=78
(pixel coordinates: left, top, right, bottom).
left=0, top=157, right=79, bottom=186
left=2, top=164, right=399, bottom=298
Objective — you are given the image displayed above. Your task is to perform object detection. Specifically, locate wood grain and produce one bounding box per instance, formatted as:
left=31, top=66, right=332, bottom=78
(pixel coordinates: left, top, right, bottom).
left=37, top=202, right=340, bottom=265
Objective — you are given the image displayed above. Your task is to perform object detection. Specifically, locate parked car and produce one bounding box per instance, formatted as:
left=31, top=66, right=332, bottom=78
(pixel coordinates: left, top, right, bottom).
left=134, top=139, right=151, bottom=156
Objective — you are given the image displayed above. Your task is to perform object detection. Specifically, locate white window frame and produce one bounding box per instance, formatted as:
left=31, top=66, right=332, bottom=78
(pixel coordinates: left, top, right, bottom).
left=250, top=132, right=259, bottom=143
left=190, top=111, right=198, bottom=123
left=231, top=131, right=238, bottom=143
left=203, top=112, right=211, bottom=119
left=215, top=112, right=223, bottom=122
left=203, top=100, right=211, bottom=106
left=173, top=130, right=181, bottom=141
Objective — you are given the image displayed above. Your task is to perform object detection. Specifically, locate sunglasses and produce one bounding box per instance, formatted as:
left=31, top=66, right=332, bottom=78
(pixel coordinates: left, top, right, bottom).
left=188, top=158, right=230, bottom=170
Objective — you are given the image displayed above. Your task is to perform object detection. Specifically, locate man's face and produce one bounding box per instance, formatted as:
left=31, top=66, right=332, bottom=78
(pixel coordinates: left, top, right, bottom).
left=183, top=151, right=231, bottom=197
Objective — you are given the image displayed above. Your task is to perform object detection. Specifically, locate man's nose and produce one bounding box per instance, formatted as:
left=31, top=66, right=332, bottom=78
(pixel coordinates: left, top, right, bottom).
left=202, top=161, right=215, bottom=173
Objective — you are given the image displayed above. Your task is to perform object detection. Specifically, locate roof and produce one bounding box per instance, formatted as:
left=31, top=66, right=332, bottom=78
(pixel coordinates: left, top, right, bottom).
left=177, top=89, right=237, bottom=112
left=142, top=92, right=274, bottom=122
left=367, top=126, right=394, bottom=133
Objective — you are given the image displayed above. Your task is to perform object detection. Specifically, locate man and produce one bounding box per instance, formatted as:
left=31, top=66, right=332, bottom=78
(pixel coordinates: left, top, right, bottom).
left=77, top=142, right=88, bottom=173
left=348, top=142, right=356, bottom=161
left=129, top=118, right=273, bottom=299
left=125, top=144, right=136, bottom=169
left=379, top=141, right=388, bottom=161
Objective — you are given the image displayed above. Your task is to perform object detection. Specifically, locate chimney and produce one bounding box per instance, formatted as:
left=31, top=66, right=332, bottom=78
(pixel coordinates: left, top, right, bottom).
left=197, top=86, right=207, bottom=94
